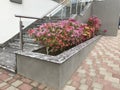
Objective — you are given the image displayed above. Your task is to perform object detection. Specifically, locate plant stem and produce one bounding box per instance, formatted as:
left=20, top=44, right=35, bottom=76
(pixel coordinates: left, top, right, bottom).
left=46, top=47, right=49, bottom=55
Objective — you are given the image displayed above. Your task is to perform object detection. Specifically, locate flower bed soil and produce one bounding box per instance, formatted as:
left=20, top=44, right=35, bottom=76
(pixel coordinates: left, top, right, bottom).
left=33, top=38, right=92, bottom=56
left=33, top=47, right=69, bottom=56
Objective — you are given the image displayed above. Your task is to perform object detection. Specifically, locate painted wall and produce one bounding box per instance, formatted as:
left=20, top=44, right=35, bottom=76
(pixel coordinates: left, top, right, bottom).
left=92, top=0, right=120, bottom=36
left=0, top=0, right=58, bottom=44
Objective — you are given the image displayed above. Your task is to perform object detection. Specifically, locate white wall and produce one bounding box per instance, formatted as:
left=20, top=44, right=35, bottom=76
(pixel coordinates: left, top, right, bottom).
left=93, top=0, right=120, bottom=36
left=0, top=0, right=58, bottom=44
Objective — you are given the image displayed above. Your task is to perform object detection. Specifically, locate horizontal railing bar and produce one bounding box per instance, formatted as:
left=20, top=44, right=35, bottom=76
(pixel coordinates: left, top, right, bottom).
left=15, top=15, right=42, bottom=19
left=15, top=15, right=69, bottom=20
left=79, top=0, right=104, bottom=3
left=15, top=0, right=67, bottom=20
left=42, top=0, right=67, bottom=17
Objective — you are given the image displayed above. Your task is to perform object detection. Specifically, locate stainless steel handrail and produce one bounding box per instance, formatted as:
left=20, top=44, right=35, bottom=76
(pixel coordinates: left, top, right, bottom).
left=15, top=0, right=86, bottom=51
left=42, top=0, right=67, bottom=18
left=15, top=0, right=67, bottom=19
left=15, top=0, right=68, bottom=51
left=15, top=15, right=42, bottom=20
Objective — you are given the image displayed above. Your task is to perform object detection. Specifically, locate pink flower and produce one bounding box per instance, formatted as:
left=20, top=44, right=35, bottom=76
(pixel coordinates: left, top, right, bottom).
left=103, top=29, right=107, bottom=33
left=36, top=32, right=41, bottom=37
left=28, top=29, right=36, bottom=36
left=48, top=34, right=51, bottom=36
left=66, top=26, right=73, bottom=32
left=69, top=18, right=76, bottom=22
left=28, top=16, right=101, bottom=54
left=87, top=16, right=101, bottom=30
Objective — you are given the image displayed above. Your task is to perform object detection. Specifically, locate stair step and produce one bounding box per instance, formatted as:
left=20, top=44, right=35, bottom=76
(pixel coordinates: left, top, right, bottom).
left=0, top=64, right=15, bottom=73
left=9, top=42, right=41, bottom=50
left=23, top=34, right=30, bottom=38
left=9, top=42, right=20, bottom=49
left=9, top=42, right=40, bottom=47
left=14, top=38, right=36, bottom=43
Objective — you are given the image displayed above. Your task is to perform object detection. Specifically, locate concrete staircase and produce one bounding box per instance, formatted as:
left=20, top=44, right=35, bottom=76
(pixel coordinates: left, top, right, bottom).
left=8, top=16, right=65, bottom=50
left=0, top=16, right=68, bottom=72
left=0, top=1, right=82, bottom=72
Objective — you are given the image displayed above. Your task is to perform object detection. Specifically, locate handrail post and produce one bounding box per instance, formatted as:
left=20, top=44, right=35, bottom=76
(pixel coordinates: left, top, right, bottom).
left=70, top=1, right=72, bottom=16
left=80, top=2, right=82, bottom=13
left=49, top=14, right=51, bottom=20
left=61, top=7, right=64, bottom=19
left=76, top=0, right=78, bottom=15
left=19, top=17, right=24, bottom=51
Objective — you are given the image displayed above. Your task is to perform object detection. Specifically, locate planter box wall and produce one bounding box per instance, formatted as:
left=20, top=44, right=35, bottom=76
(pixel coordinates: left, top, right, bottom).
left=16, top=35, right=101, bottom=90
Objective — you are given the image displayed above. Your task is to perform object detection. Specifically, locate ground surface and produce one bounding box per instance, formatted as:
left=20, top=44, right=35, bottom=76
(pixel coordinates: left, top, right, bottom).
left=0, top=31, right=120, bottom=90
left=0, top=47, right=16, bottom=72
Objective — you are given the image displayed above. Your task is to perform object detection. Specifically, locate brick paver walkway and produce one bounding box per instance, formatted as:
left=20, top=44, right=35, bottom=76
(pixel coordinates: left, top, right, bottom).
left=0, top=31, right=120, bottom=90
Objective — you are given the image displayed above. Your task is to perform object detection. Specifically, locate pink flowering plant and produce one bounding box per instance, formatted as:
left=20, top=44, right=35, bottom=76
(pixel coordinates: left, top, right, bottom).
left=28, top=17, right=101, bottom=55
left=87, top=16, right=101, bottom=35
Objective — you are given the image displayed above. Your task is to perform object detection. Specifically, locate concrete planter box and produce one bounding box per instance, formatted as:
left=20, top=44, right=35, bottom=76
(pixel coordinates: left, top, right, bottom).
left=16, top=35, right=101, bottom=90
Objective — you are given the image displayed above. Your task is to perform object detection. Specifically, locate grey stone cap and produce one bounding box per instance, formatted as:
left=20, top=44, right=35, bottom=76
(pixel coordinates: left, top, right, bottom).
left=15, top=35, right=102, bottom=64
